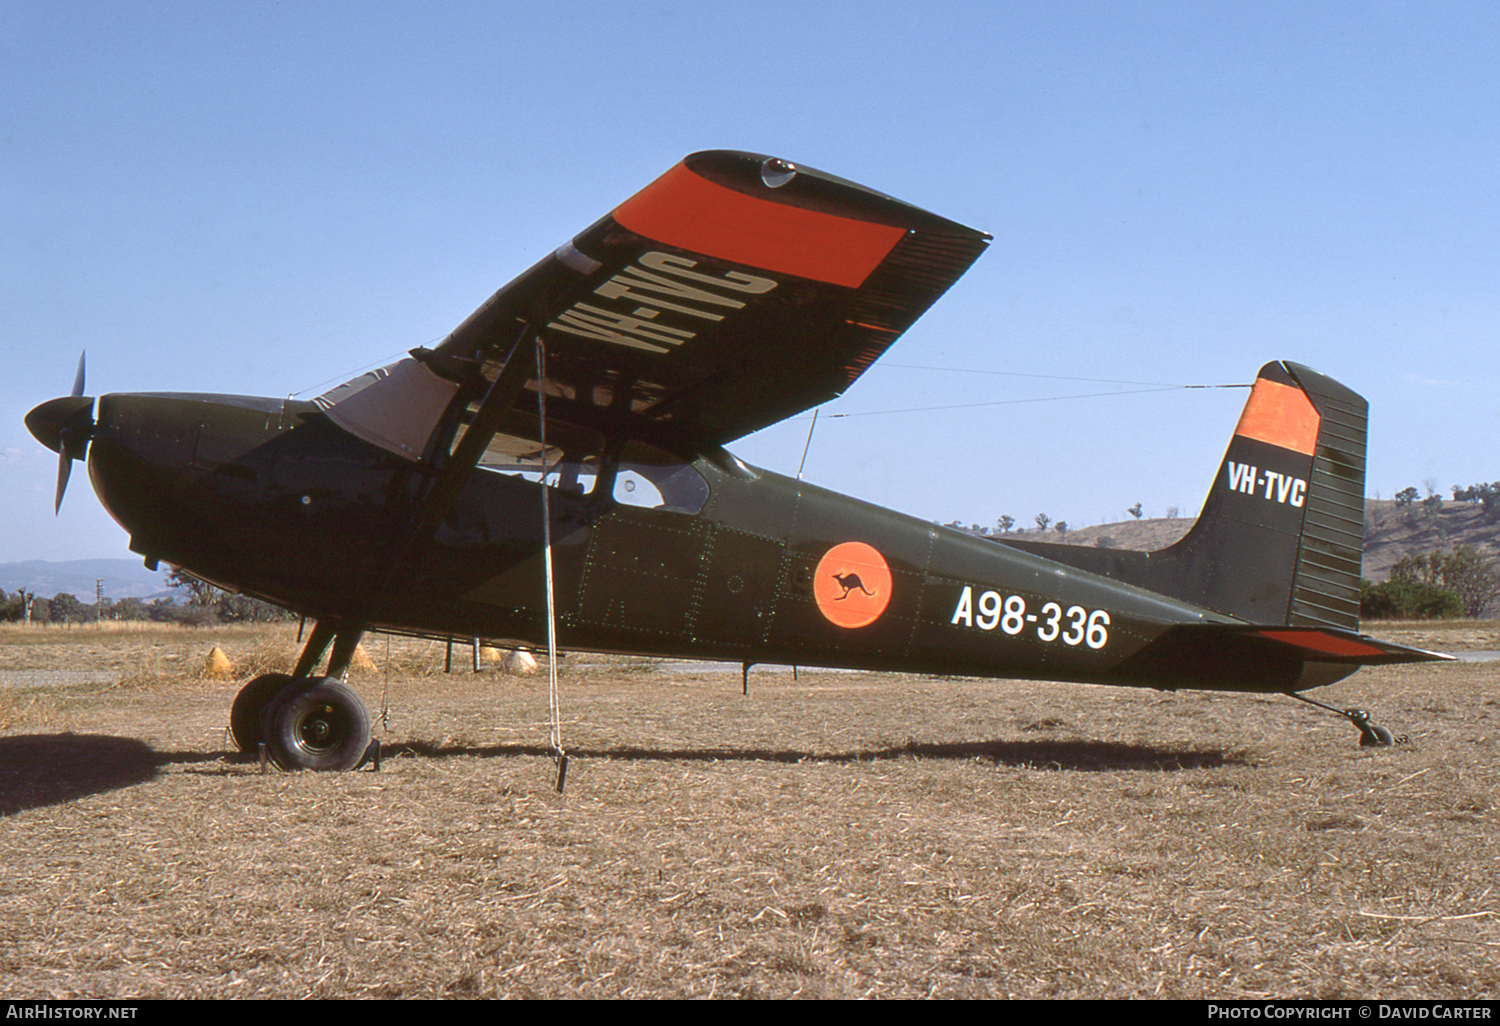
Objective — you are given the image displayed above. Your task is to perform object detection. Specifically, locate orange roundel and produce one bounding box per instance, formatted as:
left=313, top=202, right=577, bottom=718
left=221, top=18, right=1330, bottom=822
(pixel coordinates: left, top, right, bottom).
left=814, top=542, right=892, bottom=629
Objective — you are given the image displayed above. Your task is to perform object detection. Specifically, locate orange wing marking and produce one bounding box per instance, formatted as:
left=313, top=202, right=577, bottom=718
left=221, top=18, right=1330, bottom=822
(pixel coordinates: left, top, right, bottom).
left=614, top=162, right=906, bottom=289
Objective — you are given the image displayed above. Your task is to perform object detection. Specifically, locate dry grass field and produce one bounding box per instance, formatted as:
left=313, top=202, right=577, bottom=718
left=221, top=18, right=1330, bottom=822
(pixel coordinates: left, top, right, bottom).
left=0, top=621, right=1496, bottom=999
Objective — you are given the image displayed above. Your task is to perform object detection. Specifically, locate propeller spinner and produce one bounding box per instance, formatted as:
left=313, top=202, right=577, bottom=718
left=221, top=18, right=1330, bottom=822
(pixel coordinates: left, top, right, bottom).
left=25, top=353, right=95, bottom=513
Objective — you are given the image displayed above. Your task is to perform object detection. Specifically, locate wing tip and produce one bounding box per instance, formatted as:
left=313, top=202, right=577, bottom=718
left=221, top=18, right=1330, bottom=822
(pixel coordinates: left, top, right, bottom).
left=678, top=150, right=991, bottom=241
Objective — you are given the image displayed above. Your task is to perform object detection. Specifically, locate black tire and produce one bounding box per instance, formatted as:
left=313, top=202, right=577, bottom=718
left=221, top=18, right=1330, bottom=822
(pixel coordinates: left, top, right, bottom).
left=261, top=678, right=372, bottom=771
left=230, top=673, right=294, bottom=752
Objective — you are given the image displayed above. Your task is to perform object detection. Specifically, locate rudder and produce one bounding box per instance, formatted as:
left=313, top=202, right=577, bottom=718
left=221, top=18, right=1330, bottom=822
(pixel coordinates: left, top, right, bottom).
left=1142, top=362, right=1367, bottom=629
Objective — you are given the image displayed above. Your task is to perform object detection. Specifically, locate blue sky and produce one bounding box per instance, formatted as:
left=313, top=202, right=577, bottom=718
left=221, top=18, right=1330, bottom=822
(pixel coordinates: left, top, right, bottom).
left=4, top=1, right=1498, bottom=562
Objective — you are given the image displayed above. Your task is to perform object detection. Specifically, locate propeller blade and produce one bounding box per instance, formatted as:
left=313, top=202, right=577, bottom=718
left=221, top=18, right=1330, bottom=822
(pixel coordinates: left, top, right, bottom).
left=54, top=450, right=71, bottom=515
left=27, top=352, right=95, bottom=514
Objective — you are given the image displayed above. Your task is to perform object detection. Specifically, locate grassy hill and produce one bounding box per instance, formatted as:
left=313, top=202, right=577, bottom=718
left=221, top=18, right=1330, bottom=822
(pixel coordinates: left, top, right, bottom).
left=980, top=499, right=1500, bottom=582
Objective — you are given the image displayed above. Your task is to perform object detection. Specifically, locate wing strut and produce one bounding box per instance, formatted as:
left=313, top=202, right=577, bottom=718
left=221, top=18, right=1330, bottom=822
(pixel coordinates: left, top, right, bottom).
left=534, top=337, right=568, bottom=793
left=388, top=327, right=539, bottom=575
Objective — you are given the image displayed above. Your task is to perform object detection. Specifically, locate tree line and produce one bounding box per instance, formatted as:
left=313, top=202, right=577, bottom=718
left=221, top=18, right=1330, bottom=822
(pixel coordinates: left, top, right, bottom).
left=0, top=572, right=292, bottom=626
left=943, top=503, right=1184, bottom=540
left=1391, top=480, right=1500, bottom=521
left=1360, top=545, right=1500, bottom=621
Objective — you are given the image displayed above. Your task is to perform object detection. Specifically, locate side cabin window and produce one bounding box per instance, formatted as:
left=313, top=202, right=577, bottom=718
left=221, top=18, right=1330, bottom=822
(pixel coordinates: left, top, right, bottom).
left=475, top=428, right=604, bottom=498
left=612, top=441, right=708, bottom=514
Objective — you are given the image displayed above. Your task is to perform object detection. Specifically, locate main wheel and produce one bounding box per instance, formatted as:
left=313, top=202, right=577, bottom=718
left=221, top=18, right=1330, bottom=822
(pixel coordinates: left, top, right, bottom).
left=261, top=678, right=372, bottom=771
left=230, top=673, right=294, bottom=752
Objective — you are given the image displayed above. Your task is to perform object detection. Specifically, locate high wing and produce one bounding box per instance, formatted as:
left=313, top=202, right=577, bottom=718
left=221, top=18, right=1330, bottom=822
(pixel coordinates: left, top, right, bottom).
left=320, top=151, right=990, bottom=465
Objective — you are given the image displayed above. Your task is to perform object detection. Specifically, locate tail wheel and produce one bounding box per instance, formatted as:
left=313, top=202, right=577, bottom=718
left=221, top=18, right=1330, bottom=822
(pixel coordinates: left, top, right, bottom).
left=230, top=673, right=294, bottom=752
left=261, top=678, right=372, bottom=771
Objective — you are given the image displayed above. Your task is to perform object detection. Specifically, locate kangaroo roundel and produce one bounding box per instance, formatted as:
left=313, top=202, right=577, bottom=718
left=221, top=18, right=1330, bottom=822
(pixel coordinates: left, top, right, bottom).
left=814, top=542, right=892, bottom=628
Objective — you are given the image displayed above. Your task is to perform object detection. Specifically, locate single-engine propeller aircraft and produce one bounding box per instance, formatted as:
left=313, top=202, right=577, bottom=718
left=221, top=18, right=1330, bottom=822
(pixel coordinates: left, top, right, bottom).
left=27, top=151, right=1447, bottom=771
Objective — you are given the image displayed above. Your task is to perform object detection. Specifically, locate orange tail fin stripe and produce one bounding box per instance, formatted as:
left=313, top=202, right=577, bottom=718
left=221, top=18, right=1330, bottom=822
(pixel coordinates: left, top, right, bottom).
left=1234, top=378, right=1320, bottom=455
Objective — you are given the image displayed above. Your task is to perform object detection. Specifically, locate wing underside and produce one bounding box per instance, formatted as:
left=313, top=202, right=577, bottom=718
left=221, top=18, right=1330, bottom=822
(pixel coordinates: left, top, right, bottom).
left=321, top=151, right=990, bottom=465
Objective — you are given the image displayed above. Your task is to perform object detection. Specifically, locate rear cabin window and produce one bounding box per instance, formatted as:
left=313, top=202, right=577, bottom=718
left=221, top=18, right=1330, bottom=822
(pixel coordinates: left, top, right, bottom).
left=612, top=441, right=708, bottom=514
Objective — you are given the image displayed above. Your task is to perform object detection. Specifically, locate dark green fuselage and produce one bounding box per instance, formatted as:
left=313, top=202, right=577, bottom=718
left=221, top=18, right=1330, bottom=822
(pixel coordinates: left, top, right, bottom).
left=87, top=390, right=1328, bottom=692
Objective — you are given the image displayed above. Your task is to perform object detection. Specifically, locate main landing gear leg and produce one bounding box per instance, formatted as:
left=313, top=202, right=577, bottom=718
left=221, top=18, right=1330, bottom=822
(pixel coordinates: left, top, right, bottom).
left=230, top=619, right=375, bottom=771
left=1288, top=691, right=1407, bottom=747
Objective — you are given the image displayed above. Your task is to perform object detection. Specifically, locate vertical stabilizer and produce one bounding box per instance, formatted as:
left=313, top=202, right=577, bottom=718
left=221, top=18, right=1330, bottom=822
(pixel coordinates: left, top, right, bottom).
left=1142, top=362, right=1367, bottom=629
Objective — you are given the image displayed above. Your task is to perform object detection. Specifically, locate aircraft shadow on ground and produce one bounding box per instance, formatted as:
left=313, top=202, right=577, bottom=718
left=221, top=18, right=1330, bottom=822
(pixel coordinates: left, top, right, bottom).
left=0, top=734, right=1237, bottom=813
left=0, top=734, right=163, bottom=815
left=383, top=737, right=1239, bottom=772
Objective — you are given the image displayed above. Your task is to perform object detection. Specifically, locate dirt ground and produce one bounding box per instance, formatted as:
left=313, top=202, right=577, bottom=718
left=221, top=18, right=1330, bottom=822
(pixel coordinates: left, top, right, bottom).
left=0, top=622, right=1496, bottom=998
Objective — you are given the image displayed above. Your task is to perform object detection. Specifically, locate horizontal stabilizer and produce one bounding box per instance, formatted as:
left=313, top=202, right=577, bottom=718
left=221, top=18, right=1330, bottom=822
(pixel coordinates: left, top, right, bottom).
left=1241, top=626, right=1454, bottom=665
left=1111, top=623, right=1453, bottom=693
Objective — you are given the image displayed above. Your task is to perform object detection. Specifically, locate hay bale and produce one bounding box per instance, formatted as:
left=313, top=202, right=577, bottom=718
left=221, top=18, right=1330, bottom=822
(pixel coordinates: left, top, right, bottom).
left=349, top=644, right=378, bottom=674
left=203, top=646, right=234, bottom=678
left=500, top=649, right=538, bottom=676
left=233, top=644, right=299, bottom=678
